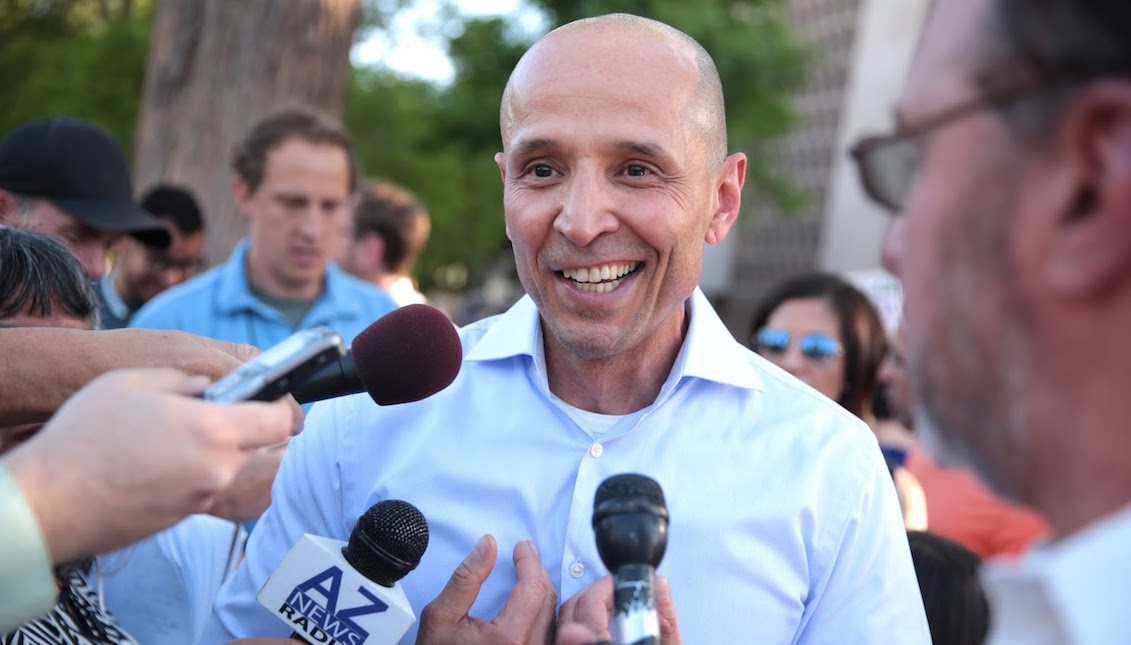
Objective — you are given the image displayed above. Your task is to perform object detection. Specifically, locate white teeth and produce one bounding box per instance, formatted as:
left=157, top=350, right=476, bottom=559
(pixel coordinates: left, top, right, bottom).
left=574, top=278, right=623, bottom=293
left=562, top=262, right=638, bottom=284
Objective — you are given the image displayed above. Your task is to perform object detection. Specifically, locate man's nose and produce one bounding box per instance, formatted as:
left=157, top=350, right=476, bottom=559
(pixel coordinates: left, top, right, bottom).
left=158, top=266, right=183, bottom=287
left=76, top=243, right=106, bottom=279
left=295, top=206, right=325, bottom=237
left=881, top=216, right=908, bottom=277
left=554, top=174, right=619, bottom=246
left=779, top=346, right=809, bottom=374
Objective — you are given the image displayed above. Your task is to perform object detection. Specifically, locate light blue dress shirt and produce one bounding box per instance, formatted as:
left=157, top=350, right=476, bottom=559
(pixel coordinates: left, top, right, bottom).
left=96, top=515, right=244, bottom=645
left=129, top=238, right=398, bottom=351
left=202, top=289, right=930, bottom=644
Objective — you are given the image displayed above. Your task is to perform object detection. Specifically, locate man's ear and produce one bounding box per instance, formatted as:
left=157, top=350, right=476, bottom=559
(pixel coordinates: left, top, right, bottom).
left=362, top=232, right=385, bottom=268
left=495, top=152, right=507, bottom=183
left=232, top=178, right=254, bottom=219
left=495, top=152, right=513, bottom=241
left=1044, top=82, right=1131, bottom=298
left=705, top=153, right=747, bottom=246
left=0, top=189, right=17, bottom=222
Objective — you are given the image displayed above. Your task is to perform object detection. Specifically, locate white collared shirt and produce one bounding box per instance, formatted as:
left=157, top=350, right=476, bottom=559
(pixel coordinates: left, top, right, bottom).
left=203, top=288, right=929, bottom=644
left=983, top=503, right=1131, bottom=644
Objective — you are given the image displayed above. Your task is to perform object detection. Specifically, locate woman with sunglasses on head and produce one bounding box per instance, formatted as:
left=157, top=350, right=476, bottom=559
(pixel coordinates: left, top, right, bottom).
left=749, top=271, right=927, bottom=530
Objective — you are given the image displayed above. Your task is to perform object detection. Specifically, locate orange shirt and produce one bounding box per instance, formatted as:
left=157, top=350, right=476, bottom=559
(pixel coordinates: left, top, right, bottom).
left=905, top=445, right=1051, bottom=558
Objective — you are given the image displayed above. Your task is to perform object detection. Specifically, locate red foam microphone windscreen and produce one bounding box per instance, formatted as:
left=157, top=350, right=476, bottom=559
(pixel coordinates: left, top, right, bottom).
left=351, top=304, right=463, bottom=405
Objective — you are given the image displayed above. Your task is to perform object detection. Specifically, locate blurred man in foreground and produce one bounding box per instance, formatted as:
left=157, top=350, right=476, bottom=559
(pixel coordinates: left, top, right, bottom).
left=853, top=0, right=1131, bottom=641
left=880, top=325, right=1050, bottom=558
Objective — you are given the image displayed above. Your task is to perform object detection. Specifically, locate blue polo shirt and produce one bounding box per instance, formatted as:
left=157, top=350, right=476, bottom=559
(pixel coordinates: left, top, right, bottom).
left=130, top=238, right=398, bottom=352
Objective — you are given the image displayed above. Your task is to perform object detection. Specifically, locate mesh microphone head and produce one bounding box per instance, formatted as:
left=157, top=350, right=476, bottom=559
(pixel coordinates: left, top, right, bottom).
left=594, top=473, right=666, bottom=509
left=592, top=473, right=669, bottom=571
left=351, top=304, right=462, bottom=405
left=342, top=500, right=430, bottom=587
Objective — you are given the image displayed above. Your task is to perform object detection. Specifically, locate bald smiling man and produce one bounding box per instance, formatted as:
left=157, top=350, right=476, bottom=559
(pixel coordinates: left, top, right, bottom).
left=206, top=14, right=928, bottom=644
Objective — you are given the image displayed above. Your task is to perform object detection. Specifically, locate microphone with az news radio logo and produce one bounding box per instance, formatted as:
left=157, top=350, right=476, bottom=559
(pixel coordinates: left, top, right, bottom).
left=257, top=500, right=430, bottom=645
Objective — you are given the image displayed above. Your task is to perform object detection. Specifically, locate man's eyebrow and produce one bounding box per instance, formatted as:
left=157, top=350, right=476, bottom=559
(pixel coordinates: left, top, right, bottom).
left=274, top=192, right=308, bottom=202
left=508, top=138, right=676, bottom=162
left=511, top=138, right=561, bottom=158
left=613, top=140, right=676, bottom=161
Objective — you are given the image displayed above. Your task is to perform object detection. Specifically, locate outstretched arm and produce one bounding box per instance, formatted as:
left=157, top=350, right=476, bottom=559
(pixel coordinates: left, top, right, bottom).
left=0, top=327, right=259, bottom=425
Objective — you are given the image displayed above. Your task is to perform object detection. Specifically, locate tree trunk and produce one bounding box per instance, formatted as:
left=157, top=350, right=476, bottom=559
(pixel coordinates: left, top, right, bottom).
left=133, top=0, right=362, bottom=265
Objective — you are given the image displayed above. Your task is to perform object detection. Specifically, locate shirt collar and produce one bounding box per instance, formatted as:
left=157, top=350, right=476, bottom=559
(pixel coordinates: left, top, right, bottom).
left=465, top=287, right=763, bottom=392
left=216, top=238, right=268, bottom=315
left=97, top=274, right=130, bottom=321
left=215, top=238, right=363, bottom=320
left=981, top=502, right=1131, bottom=644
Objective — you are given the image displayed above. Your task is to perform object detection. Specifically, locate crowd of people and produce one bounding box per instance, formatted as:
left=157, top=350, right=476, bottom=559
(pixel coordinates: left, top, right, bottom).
left=2, top=1, right=1129, bottom=643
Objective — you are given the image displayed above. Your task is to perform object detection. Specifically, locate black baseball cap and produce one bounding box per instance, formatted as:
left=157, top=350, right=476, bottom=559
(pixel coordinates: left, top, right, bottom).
left=0, top=117, right=170, bottom=248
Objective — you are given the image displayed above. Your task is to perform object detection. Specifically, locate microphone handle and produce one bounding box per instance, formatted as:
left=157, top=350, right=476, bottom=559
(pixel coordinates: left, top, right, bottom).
left=291, top=352, right=362, bottom=404
left=290, top=632, right=310, bottom=644
left=611, top=563, right=660, bottom=645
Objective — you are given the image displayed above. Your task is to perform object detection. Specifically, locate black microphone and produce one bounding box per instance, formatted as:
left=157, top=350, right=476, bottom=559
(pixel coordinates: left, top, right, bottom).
left=592, top=474, right=669, bottom=645
left=257, top=499, right=431, bottom=644
left=291, top=303, right=462, bottom=405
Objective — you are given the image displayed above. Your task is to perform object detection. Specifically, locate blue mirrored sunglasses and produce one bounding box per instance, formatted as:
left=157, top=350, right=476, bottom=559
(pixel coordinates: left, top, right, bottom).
left=752, top=328, right=843, bottom=362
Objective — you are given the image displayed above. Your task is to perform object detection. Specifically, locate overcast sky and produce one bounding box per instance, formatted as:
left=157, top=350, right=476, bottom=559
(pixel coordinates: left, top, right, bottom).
left=352, top=0, right=547, bottom=85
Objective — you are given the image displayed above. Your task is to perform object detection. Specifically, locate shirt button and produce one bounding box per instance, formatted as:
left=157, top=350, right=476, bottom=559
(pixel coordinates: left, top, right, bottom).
left=589, top=443, right=604, bottom=458
left=569, top=562, right=585, bottom=578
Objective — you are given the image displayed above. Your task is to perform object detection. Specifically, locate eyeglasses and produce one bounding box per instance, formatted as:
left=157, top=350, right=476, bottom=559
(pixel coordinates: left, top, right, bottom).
left=849, top=77, right=1075, bottom=212
left=752, top=328, right=843, bottom=362
left=148, top=252, right=203, bottom=276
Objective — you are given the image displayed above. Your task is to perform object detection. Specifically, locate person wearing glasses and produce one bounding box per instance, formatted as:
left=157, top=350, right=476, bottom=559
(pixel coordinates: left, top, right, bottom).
left=849, top=0, right=1131, bottom=641
left=749, top=271, right=928, bottom=529
left=749, top=272, right=887, bottom=424
left=96, top=184, right=207, bottom=329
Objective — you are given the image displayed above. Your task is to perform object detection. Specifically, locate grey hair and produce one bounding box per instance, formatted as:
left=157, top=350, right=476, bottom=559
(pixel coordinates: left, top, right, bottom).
left=0, top=226, right=98, bottom=328
left=977, top=0, right=1131, bottom=139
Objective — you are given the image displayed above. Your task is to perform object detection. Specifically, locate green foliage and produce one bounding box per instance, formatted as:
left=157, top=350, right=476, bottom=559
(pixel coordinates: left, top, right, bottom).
left=347, top=15, right=530, bottom=291
left=347, top=64, right=512, bottom=293
left=0, top=0, right=151, bottom=151
left=534, top=0, right=811, bottom=211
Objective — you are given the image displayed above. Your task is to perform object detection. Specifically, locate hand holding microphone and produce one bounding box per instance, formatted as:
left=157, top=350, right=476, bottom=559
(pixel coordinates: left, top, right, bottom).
left=557, top=575, right=681, bottom=645
left=589, top=473, right=679, bottom=645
